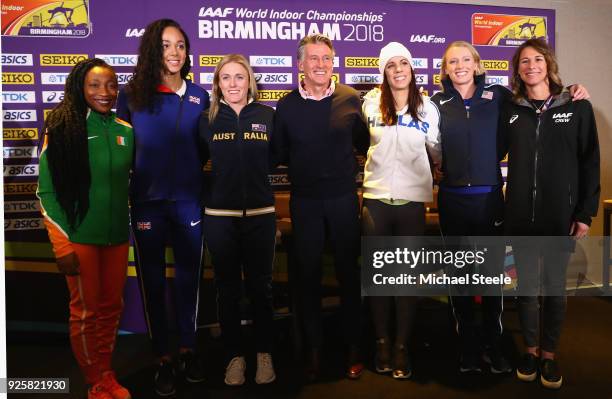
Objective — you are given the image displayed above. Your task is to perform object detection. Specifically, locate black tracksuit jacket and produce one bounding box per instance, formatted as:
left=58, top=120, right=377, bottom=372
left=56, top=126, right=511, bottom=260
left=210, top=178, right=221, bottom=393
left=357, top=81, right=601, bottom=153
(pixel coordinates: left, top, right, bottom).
left=498, top=91, right=600, bottom=235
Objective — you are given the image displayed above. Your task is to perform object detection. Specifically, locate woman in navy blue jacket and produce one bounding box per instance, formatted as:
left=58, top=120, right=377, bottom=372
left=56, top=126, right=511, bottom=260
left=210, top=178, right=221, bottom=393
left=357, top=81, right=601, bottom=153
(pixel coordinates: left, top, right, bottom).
left=199, top=54, right=276, bottom=386
left=116, top=19, right=209, bottom=396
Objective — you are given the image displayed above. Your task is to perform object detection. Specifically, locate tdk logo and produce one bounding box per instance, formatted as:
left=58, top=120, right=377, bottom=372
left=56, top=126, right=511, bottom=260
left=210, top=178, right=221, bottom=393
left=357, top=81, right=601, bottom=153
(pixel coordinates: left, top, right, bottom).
left=2, top=91, right=35, bottom=103
left=95, top=54, right=138, bottom=66
left=254, top=73, right=292, bottom=85
left=1, top=54, right=33, bottom=66
left=3, top=110, right=37, bottom=122
left=553, top=112, right=572, bottom=123
left=485, top=76, right=509, bottom=86
left=250, top=56, right=292, bottom=67
left=41, top=73, right=69, bottom=85
left=3, top=146, right=38, bottom=159
left=411, top=58, right=428, bottom=69
left=125, top=28, right=145, bottom=37
left=410, top=34, right=446, bottom=44
left=116, top=73, right=134, bottom=85
left=345, top=74, right=382, bottom=84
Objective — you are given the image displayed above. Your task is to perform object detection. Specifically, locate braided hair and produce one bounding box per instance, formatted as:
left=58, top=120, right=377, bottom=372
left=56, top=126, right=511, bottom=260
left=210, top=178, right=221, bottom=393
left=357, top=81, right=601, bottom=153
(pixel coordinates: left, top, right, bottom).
left=43, top=58, right=113, bottom=230
left=125, top=19, right=191, bottom=112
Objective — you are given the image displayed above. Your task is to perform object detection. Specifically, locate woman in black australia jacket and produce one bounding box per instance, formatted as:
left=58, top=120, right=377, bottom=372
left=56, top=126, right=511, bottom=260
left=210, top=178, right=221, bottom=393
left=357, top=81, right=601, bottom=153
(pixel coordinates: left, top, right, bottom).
left=199, top=54, right=277, bottom=387
left=498, top=38, right=600, bottom=390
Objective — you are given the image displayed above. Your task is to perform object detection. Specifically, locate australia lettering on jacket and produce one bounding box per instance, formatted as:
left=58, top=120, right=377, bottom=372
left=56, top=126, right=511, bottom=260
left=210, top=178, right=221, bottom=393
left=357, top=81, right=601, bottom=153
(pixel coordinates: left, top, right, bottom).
left=244, top=132, right=268, bottom=141
left=212, top=132, right=235, bottom=141
left=367, top=114, right=429, bottom=133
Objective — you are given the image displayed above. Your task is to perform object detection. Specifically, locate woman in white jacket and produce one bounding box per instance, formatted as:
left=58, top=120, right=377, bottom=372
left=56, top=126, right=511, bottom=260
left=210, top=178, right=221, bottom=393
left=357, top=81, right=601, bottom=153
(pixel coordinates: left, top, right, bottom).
left=362, top=42, right=441, bottom=379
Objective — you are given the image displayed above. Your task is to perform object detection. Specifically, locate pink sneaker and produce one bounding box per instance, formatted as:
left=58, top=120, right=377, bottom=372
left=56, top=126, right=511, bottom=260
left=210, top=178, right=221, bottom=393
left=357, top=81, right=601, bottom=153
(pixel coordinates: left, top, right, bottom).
left=99, top=371, right=131, bottom=399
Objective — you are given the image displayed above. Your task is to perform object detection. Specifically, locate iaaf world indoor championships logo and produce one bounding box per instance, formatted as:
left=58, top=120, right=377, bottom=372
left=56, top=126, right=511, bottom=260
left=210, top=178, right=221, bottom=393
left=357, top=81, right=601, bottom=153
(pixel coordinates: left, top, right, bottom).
left=1, top=0, right=91, bottom=38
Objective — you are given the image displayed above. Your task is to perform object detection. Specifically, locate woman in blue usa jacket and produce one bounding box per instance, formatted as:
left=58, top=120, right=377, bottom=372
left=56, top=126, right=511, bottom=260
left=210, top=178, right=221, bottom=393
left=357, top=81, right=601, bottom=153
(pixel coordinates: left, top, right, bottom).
left=116, top=18, right=209, bottom=396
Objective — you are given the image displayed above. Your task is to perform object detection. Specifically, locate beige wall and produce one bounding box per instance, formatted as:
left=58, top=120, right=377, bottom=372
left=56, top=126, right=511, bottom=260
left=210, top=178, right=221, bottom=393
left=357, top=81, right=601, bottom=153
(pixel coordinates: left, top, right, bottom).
left=413, top=0, right=612, bottom=235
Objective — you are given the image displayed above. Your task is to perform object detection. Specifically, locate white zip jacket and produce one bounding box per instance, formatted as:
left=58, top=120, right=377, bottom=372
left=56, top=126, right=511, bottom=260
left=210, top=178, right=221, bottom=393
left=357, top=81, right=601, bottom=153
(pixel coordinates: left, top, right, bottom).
left=362, top=88, right=441, bottom=202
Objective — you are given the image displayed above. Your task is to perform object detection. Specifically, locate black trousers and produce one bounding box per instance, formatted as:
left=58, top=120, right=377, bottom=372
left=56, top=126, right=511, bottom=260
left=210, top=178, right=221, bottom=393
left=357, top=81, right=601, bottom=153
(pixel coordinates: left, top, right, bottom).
left=204, top=212, right=276, bottom=359
left=290, top=191, right=362, bottom=349
left=438, top=188, right=505, bottom=352
left=361, top=199, right=423, bottom=347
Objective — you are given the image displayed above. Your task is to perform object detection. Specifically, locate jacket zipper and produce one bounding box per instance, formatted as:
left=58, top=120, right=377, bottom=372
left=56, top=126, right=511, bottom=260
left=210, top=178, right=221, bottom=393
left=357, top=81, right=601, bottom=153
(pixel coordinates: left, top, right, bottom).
left=103, top=116, right=113, bottom=244
left=531, top=116, right=541, bottom=223
left=169, top=95, right=185, bottom=199
left=236, top=106, right=247, bottom=214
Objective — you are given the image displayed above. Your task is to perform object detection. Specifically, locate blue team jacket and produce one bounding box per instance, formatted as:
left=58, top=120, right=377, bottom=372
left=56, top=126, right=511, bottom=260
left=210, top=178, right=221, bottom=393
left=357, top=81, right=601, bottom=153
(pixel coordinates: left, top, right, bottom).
left=116, top=81, right=210, bottom=203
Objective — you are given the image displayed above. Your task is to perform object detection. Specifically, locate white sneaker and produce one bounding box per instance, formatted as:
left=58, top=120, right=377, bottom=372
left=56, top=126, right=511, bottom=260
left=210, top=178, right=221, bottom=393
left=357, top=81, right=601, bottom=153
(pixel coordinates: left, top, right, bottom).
left=224, top=356, right=246, bottom=386
left=255, top=352, right=276, bottom=384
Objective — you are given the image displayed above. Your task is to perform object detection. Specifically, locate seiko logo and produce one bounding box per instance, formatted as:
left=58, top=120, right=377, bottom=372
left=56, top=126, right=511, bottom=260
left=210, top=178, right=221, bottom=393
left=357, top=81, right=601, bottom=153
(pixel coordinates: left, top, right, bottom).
left=253, top=73, right=292, bottom=85
left=345, top=57, right=378, bottom=68
left=299, top=73, right=339, bottom=83
left=42, top=91, right=65, bottom=103
left=199, top=55, right=224, bottom=67
left=95, top=54, right=138, bottom=66
left=553, top=112, right=572, bottom=123
left=2, top=72, right=34, bottom=84
left=257, top=90, right=291, bottom=102
left=1, top=54, right=34, bottom=66
left=481, top=60, right=509, bottom=71
left=41, top=73, right=69, bottom=85
left=4, top=183, right=38, bottom=195
left=2, top=91, right=35, bottom=103
left=3, top=110, right=37, bottom=122
left=410, top=34, right=445, bottom=44
left=40, top=54, right=88, bottom=66
left=345, top=74, right=382, bottom=84
left=3, top=128, right=38, bottom=140
left=250, top=56, right=292, bottom=67
left=125, top=28, right=145, bottom=37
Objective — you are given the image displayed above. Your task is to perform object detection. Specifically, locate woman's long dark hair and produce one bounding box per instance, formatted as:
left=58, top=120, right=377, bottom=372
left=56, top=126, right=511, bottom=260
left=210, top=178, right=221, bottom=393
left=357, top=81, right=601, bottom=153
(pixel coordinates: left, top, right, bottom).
left=379, top=67, right=423, bottom=125
left=43, top=58, right=113, bottom=230
left=125, top=19, right=191, bottom=112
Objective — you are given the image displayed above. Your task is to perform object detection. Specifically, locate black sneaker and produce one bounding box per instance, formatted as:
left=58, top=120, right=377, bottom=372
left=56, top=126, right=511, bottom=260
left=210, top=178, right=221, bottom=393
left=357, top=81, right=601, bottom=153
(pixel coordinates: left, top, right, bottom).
left=375, top=338, right=392, bottom=373
left=459, top=351, right=482, bottom=373
left=516, top=353, right=538, bottom=382
left=179, top=351, right=205, bottom=383
left=392, top=344, right=412, bottom=379
left=154, top=360, right=176, bottom=397
left=540, top=359, right=563, bottom=389
left=483, top=347, right=512, bottom=374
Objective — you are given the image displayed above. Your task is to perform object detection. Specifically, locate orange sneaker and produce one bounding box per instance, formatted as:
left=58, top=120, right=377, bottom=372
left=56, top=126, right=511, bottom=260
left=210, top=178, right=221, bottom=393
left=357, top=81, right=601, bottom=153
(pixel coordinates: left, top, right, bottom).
left=100, top=371, right=131, bottom=399
left=88, top=383, right=113, bottom=399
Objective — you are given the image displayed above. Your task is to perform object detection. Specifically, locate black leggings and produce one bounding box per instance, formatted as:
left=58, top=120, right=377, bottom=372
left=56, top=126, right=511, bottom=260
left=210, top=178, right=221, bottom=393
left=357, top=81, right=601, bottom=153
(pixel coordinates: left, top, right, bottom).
left=362, top=199, right=424, bottom=346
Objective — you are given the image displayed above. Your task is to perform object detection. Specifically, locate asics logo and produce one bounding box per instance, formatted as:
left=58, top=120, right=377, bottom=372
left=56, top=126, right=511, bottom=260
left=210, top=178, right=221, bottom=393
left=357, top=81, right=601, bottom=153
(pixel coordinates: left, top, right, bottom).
left=190, top=220, right=201, bottom=227
left=509, top=115, right=518, bottom=124
left=439, top=97, right=454, bottom=105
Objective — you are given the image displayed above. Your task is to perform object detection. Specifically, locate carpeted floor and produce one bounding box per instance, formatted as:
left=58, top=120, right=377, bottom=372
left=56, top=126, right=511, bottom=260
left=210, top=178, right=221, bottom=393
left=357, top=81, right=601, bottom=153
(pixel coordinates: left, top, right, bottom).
left=7, top=296, right=612, bottom=399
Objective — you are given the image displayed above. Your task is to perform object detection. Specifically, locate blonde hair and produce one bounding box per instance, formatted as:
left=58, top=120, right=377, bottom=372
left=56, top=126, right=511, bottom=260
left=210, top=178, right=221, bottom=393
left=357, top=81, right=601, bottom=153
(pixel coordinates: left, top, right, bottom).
left=208, top=54, right=258, bottom=122
left=439, top=41, right=485, bottom=90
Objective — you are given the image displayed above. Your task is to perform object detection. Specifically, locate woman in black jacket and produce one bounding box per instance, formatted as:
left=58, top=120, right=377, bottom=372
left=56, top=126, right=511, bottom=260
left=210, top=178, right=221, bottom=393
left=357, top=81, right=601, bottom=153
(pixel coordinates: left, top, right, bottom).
left=199, top=54, right=276, bottom=386
left=499, top=38, right=600, bottom=389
